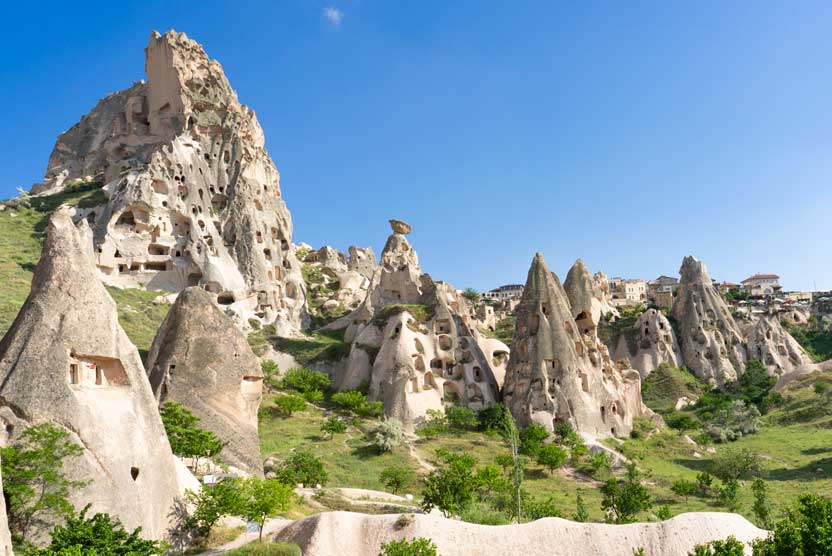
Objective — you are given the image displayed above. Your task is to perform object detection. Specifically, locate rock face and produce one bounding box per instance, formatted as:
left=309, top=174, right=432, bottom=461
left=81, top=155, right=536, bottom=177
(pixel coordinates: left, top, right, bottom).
left=0, top=209, right=180, bottom=539
left=331, top=221, right=508, bottom=428
left=275, top=511, right=767, bottom=556
left=564, top=259, right=617, bottom=328
left=33, top=30, right=306, bottom=333
left=146, top=287, right=264, bottom=475
left=303, top=246, right=373, bottom=321
left=671, top=257, right=746, bottom=386
left=348, top=246, right=376, bottom=279
left=613, top=308, right=683, bottom=379
left=0, top=455, right=12, bottom=556
left=503, top=253, right=646, bottom=438
left=746, top=315, right=815, bottom=378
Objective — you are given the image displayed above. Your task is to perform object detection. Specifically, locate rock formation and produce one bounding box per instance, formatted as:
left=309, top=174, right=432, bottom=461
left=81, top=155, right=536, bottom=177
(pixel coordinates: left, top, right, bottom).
left=146, top=287, right=264, bottom=475
left=348, top=246, right=377, bottom=279
left=0, top=209, right=181, bottom=539
left=33, top=30, right=306, bottom=333
left=612, top=308, right=683, bottom=379
left=0, top=455, right=12, bottom=556
left=503, top=253, right=647, bottom=438
left=671, top=256, right=746, bottom=386
left=275, top=510, right=767, bottom=556
left=302, top=246, right=374, bottom=321
left=331, top=221, right=508, bottom=428
left=564, top=259, right=618, bottom=328
left=746, top=315, right=815, bottom=378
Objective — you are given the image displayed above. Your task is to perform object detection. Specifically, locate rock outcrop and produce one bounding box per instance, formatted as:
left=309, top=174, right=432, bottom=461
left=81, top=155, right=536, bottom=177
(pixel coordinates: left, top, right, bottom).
left=146, top=287, right=264, bottom=475
left=564, top=259, right=617, bottom=328
left=302, top=246, right=373, bottom=322
left=503, top=253, right=647, bottom=438
left=33, top=30, right=306, bottom=333
left=746, top=315, right=815, bottom=379
left=613, top=308, right=683, bottom=379
left=274, top=511, right=767, bottom=556
left=0, top=209, right=181, bottom=539
left=671, top=257, right=746, bottom=386
left=331, top=221, right=508, bottom=428
left=348, top=246, right=376, bottom=279
left=0, top=455, right=12, bottom=556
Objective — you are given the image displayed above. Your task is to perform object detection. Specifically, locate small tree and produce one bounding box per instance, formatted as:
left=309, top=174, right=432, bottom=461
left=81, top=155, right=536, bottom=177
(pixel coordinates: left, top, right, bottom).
left=711, top=448, right=762, bottom=482
left=320, top=417, right=347, bottom=440
left=445, top=406, right=478, bottom=431
left=477, top=404, right=509, bottom=433
left=421, top=451, right=477, bottom=518
left=25, top=505, right=165, bottom=556
left=751, top=479, right=772, bottom=529
left=184, top=478, right=243, bottom=535
left=379, top=537, right=438, bottom=556
left=261, top=359, right=280, bottom=391
left=536, top=444, right=567, bottom=475
left=719, top=479, right=740, bottom=512
left=461, top=288, right=480, bottom=302
left=160, top=402, right=224, bottom=473
left=273, top=394, right=307, bottom=416
left=276, top=450, right=328, bottom=487
left=369, top=418, right=404, bottom=453
left=657, top=506, right=673, bottom=520
left=495, top=454, right=514, bottom=473
left=696, top=472, right=714, bottom=496
left=690, top=536, right=746, bottom=556
left=600, top=463, right=652, bottom=524
left=519, top=423, right=549, bottom=457
left=751, top=494, right=832, bottom=555
left=239, top=478, right=295, bottom=540
left=573, top=492, right=588, bottom=522
left=672, top=479, right=697, bottom=502
left=331, top=390, right=382, bottom=417
left=380, top=464, right=414, bottom=495
left=281, top=367, right=331, bottom=396
left=501, top=407, right=524, bottom=522
left=1, top=422, right=87, bottom=543
left=553, top=421, right=576, bottom=445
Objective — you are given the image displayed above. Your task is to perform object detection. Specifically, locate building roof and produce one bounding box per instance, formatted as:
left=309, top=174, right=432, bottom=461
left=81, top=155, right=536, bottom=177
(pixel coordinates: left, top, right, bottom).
left=649, top=275, right=679, bottom=285
left=742, top=274, right=780, bottom=283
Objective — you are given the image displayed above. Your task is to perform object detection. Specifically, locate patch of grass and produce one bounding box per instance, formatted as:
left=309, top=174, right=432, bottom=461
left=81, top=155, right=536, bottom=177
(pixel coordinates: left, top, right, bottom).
left=641, top=363, right=706, bottom=414
left=598, top=304, right=644, bottom=354
left=483, top=316, right=516, bottom=345
left=371, top=304, right=434, bottom=327
left=223, top=541, right=302, bottom=556
left=106, top=286, right=171, bottom=360
left=248, top=327, right=351, bottom=364
left=784, top=319, right=832, bottom=362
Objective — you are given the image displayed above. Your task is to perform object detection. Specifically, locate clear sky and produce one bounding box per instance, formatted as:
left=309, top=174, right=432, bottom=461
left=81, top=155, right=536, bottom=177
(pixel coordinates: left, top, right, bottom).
left=1, top=1, right=830, bottom=291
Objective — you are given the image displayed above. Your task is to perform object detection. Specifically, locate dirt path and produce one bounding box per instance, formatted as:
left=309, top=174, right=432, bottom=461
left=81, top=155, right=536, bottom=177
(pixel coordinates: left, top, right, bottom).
left=198, top=519, right=292, bottom=555
left=407, top=439, right=435, bottom=473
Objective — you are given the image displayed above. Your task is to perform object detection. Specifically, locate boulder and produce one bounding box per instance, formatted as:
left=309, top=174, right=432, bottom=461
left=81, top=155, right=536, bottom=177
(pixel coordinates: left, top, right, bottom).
left=671, top=256, right=746, bottom=386
left=33, top=30, right=306, bottom=331
left=503, top=253, right=648, bottom=438
left=146, top=287, right=264, bottom=475
left=0, top=209, right=181, bottom=539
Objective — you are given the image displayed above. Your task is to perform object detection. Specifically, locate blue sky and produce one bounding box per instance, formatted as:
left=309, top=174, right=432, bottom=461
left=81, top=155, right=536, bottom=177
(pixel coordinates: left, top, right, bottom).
left=1, top=1, right=830, bottom=291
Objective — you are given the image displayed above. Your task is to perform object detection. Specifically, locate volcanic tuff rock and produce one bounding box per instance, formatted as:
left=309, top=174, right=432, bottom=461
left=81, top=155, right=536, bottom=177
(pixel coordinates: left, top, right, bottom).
left=33, top=30, right=306, bottom=333
left=146, top=287, right=264, bottom=475
left=746, top=315, right=815, bottom=378
left=332, top=221, right=508, bottom=428
left=0, top=456, right=11, bottom=556
left=303, top=246, right=373, bottom=317
left=348, top=246, right=377, bottom=279
left=0, top=209, right=181, bottom=539
left=503, top=253, right=647, bottom=438
left=671, top=256, right=746, bottom=386
left=275, top=511, right=766, bottom=556
left=613, top=308, right=683, bottom=379
left=564, top=259, right=617, bottom=327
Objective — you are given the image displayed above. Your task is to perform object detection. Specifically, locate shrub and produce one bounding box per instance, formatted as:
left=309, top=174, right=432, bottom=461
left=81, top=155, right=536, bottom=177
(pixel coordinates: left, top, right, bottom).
left=671, top=478, right=697, bottom=502
left=600, top=463, right=652, bottom=524
left=261, top=360, right=280, bottom=391
left=553, top=421, right=576, bottom=444
left=689, top=536, right=746, bottom=556
left=276, top=450, right=328, bottom=487
left=524, top=495, right=562, bottom=520
left=421, top=451, right=477, bottom=517
left=281, top=367, right=331, bottom=401
left=331, top=390, right=383, bottom=417
left=585, top=452, right=613, bottom=476
left=185, top=477, right=244, bottom=535
left=711, top=448, right=762, bottom=481
left=273, top=394, right=307, bottom=416
left=519, top=423, right=549, bottom=457
left=380, top=464, right=414, bottom=495
left=446, top=406, right=478, bottom=430
left=751, top=494, right=832, bottom=555
left=665, top=412, right=701, bottom=431
left=656, top=506, right=673, bottom=520
left=478, top=404, right=509, bottom=432
left=379, top=537, right=438, bottom=556
left=696, top=472, right=715, bottom=496
left=417, top=409, right=448, bottom=438
left=320, top=417, right=347, bottom=439
left=535, top=444, right=567, bottom=475
left=718, top=479, right=740, bottom=512
left=573, top=493, right=588, bottom=522
left=369, top=418, right=404, bottom=452
left=752, top=479, right=772, bottom=529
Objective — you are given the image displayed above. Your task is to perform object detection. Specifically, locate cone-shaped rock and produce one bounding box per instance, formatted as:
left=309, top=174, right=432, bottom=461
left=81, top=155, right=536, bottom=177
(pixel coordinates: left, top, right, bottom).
left=671, top=256, right=746, bottom=386
left=747, top=316, right=815, bottom=378
left=564, top=259, right=617, bottom=330
left=33, top=30, right=306, bottom=332
left=612, top=308, right=683, bottom=379
left=503, top=253, right=645, bottom=438
left=146, top=287, right=264, bottom=475
left=0, top=209, right=180, bottom=539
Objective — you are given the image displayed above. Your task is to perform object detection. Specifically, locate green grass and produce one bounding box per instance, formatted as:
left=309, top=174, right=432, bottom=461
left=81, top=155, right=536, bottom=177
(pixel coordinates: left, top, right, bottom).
left=105, top=286, right=171, bottom=359
left=483, top=315, right=516, bottom=345
left=249, top=326, right=351, bottom=365
left=371, top=304, right=434, bottom=327
left=641, top=364, right=706, bottom=413
left=223, top=541, right=302, bottom=556
left=784, top=320, right=832, bottom=362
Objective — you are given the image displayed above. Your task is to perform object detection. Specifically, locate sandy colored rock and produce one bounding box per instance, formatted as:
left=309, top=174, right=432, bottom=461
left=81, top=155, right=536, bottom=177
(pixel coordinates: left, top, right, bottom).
left=388, top=219, right=412, bottom=235
left=348, top=246, right=376, bottom=279
left=564, top=259, right=617, bottom=327
left=671, top=256, right=746, bottom=386
left=274, top=510, right=767, bottom=556
left=146, top=287, right=264, bottom=475
left=0, top=455, right=12, bottom=556
left=33, top=30, right=306, bottom=332
left=0, top=209, right=181, bottom=540
left=613, top=308, right=683, bottom=379
left=746, top=315, right=815, bottom=379
left=503, top=253, right=648, bottom=438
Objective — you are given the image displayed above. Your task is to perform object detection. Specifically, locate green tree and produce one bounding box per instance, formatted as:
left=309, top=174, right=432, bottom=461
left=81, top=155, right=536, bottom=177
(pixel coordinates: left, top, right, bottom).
left=379, top=464, right=414, bottom=495
left=160, top=402, right=224, bottom=473
left=600, top=463, right=653, bottom=524
left=1, top=422, right=86, bottom=543
left=731, top=360, right=777, bottom=411
left=273, top=394, right=307, bottom=416
left=519, top=423, right=549, bottom=457
left=184, top=478, right=244, bottom=535
left=239, top=478, right=295, bottom=540
left=719, top=479, right=740, bottom=512
left=711, top=448, right=762, bottom=482
left=553, top=421, right=576, bottom=444
left=461, top=288, right=481, bottom=302
left=573, top=493, right=589, bottom=522
left=500, top=406, right=524, bottom=522
left=752, top=479, right=772, bottom=529
left=495, top=454, right=514, bottom=473
left=281, top=368, right=331, bottom=402
left=751, top=494, right=832, bottom=555
left=690, top=536, right=746, bottom=556
left=524, top=495, right=562, bottom=520
left=276, top=450, right=328, bottom=487
left=445, top=406, right=478, bottom=431
left=369, top=418, right=404, bottom=452
left=536, top=444, right=567, bottom=475
left=657, top=506, right=673, bottom=520
left=672, top=479, right=697, bottom=502
left=25, top=505, right=165, bottom=556
left=696, top=472, right=715, bottom=496
left=477, top=404, right=509, bottom=433
left=379, top=537, right=438, bottom=556
left=421, top=451, right=477, bottom=518
left=261, top=359, right=280, bottom=391
left=320, top=417, right=347, bottom=440
left=331, top=390, right=382, bottom=417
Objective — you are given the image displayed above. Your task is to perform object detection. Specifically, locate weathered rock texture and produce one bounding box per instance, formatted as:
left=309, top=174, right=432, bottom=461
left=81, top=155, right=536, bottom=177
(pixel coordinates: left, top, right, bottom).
left=746, top=315, right=815, bottom=378
left=274, top=511, right=766, bottom=556
left=564, top=259, right=618, bottom=328
left=503, top=253, right=647, bottom=438
left=146, top=287, right=264, bottom=475
left=303, top=246, right=373, bottom=322
left=671, top=257, right=746, bottom=386
left=613, top=308, right=683, bottom=379
left=33, top=30, right=306, bottom=333
left=0, top=209, right=180, bottom=539
left=331, top=221, right=508, bottom=428
left=0, top=455, right=12, bottom=556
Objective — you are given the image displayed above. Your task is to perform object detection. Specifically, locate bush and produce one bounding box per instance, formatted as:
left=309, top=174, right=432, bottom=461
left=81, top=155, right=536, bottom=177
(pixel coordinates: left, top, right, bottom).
left=751, top=494, right=832, bottom=555
left=320, top=417, right=347, bottom=439
left=446, top=406, right=478, bottom=430
left=553, top=421, right=576, bottom=444
left=417, top=409, right=448, bottom=438
left=519, top=423, right=549, bottom=457
left=224, top=541, right=303, bottom=556
left=421, top=451, right=477, bottom=517
left=711, top=448, right=762, bottom=481
left=689, top=536, right=746, bottom=556
left=536, top=444, right=567, bottom=474
left=600, top=463, right=652, bottom=524
left=524, top=495, right=562, bottom=521
left=380, top=464, right=414, bottom=494
left=696, top=472, right=715, bottom=496
left=379, top=537, right=438, bottom=556
left=671, top=478, right=697, bottom=502
left=331, top=390, right=383, bottom=417
left=665, top=412, right=701, bottom=431
left=275, top=450, right=328, bottom=487
left=273, top=394, right=307, bottom=416
left=718, top=479, right=740, bottom=512
left=261, top=360, right=280, bottom=391
left=281, top=368, right=331, bottom=401
left=369, top=418, right=404, bottom=452
left=478, top=404, right=509, bottom=432
left=185, top=477, right=244, bottom=535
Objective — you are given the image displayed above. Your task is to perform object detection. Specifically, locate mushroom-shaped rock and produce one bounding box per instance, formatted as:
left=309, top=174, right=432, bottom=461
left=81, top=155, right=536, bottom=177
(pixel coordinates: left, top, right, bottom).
left=146, top=287, right=264, bottom=475
left=0, top=209, right=181, bottom=539
left=389, top=219, right=412, bottom=235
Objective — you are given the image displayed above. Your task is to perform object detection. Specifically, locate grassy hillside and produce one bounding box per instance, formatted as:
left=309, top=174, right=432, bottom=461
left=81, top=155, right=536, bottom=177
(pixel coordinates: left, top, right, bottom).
left=0, top=186, right=169, bottom=354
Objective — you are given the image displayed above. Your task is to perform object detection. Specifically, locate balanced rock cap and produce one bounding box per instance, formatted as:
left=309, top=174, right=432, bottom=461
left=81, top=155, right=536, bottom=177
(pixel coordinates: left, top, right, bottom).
left=389, top=219, right=412, bottom=235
